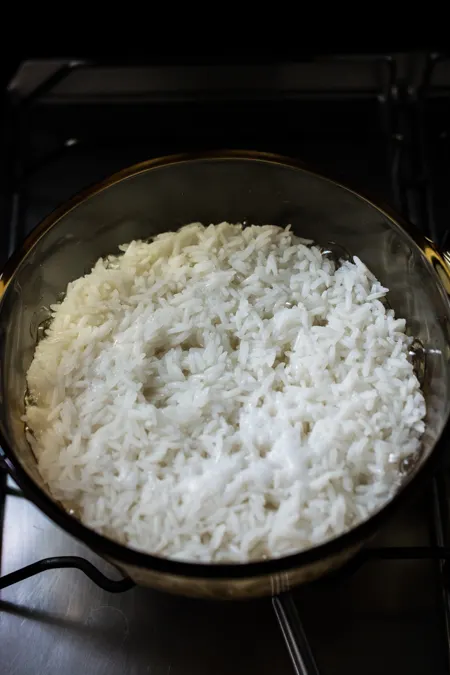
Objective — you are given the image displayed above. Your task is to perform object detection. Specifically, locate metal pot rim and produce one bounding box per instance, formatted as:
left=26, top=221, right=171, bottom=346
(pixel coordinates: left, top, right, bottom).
left=1, top=149, right=450, bottom=580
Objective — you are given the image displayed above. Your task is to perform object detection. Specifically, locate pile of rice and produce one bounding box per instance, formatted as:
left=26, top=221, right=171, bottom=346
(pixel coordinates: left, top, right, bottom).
left=25, top=222, right=426, bottom=562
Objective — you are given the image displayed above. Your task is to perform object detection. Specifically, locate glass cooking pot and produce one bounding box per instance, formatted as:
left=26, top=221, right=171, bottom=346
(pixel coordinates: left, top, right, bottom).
left=0, top=152, right=449, bottom=673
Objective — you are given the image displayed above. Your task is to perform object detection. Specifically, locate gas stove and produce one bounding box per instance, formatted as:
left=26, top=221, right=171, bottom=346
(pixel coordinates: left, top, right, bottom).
left=1, top=54, right=449, bottom=675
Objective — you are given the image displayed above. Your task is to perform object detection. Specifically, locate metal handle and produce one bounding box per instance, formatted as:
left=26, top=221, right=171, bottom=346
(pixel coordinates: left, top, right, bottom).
left=272, top=593, right=320, bottom=675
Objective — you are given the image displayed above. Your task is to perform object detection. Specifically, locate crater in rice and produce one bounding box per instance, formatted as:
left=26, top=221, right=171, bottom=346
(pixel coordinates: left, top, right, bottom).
left=24, top=222, right=426, bottom=562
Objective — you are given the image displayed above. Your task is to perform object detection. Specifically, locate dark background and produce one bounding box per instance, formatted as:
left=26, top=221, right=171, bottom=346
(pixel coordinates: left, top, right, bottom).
left=0, top=46, right=442, bottom=87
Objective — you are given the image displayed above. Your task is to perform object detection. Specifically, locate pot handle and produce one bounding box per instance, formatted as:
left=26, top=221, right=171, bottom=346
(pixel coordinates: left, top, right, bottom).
left=272, top=592, right=320, bottom=675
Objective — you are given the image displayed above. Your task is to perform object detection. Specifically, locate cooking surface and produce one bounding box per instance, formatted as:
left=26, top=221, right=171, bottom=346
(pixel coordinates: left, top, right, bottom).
left=0, top=481, right=446, bottom=675
left=1, top=54, right=450, bottom=674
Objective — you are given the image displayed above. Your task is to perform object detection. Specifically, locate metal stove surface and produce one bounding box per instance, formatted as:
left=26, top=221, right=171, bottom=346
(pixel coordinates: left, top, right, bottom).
left=0, top=479, right=447, bottom=675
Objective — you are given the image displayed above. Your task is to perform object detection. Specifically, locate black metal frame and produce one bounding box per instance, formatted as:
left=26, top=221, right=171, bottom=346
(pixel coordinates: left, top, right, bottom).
left=1, top=54, right=450, bottom=674
left=0, top=463, right=135, bottom=593
left=3, top=54, right=447, bottom=254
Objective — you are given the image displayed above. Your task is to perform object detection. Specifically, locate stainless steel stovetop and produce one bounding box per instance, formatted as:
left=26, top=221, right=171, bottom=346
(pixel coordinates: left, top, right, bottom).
left=1, top=473, right=448, bottom=674
left=1, top=54, right=450, bottom=675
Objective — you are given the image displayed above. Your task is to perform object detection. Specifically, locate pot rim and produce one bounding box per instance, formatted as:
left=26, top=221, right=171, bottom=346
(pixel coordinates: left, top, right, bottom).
left=1, top=149, right=449, bottom=580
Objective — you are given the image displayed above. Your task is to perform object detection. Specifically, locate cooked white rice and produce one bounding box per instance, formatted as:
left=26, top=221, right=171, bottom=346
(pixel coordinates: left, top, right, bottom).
left=25, top=222, right=426, bottom=562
